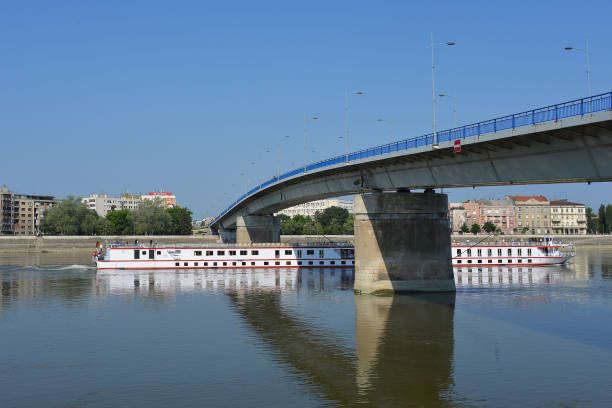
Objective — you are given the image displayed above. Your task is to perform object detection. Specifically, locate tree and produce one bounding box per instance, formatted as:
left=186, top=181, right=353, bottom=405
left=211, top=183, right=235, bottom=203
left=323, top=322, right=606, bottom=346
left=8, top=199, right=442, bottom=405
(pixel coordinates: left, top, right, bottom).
left=460, top=223, right=469, bottom=234
left=483, top=221, right=496, bottom=234
left=40, top=196, right=103, bottom=235
left=522, top=226, right=529, bottom=234
left=132, top=198, right=173, bottom=235
left=315, top=206, right=350, bottom=235
left=598, top=204, right=607, bottom=233
left=342, top=214, right=354, bottom=235
left=104, top=209, right=133, bottom=235
left=607, top=205, right=612, bottom=235
left=167, top=206, right=193, bottom=235
left=586, top=207, right=599, bottom=234
left=470, top=223, right=481, bottom=235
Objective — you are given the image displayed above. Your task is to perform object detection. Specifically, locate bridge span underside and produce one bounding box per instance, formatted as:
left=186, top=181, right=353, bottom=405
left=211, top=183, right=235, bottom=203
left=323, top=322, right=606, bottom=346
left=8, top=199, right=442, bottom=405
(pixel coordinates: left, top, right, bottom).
left=216, top=112, right=612, bottom=230
left=213, top=110, right=612, bottom=294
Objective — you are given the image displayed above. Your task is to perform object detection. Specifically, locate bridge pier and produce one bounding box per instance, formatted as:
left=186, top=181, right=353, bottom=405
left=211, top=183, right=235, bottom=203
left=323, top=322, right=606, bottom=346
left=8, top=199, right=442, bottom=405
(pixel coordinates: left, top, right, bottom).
left=353, top=191, right=455, bottom=294
left=236, top=215, right=280, bottom=244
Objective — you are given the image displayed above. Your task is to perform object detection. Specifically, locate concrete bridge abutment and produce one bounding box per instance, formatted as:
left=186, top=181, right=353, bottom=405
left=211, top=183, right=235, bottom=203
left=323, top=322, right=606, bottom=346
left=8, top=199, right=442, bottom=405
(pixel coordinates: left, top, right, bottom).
left=236, top=215, right=281, bottom=244
left=353, top=191, right=455, bottom=294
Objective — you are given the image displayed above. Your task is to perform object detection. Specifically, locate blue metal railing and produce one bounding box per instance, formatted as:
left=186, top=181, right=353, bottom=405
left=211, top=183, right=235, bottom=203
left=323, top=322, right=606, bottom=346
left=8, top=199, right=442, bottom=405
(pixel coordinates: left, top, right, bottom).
left=211, top=91, right=612, bottom=226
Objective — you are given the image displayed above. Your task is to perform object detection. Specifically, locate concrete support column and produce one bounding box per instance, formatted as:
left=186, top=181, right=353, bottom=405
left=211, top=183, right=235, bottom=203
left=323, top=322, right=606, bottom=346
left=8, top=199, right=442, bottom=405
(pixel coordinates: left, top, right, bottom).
left=236, top=215, right=280, bottom=244
left=354, top=191, right=455, bottom=294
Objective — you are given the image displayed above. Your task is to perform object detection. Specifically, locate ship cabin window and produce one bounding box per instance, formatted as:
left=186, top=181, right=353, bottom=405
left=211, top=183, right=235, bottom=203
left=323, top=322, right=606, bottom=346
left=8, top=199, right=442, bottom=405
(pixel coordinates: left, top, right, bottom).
left=298, top=261, right=303, bottom=265
left=251, top=262, right=255, bottom=266
left=213, top=262, right=217, bottom=266
left=134, top=250, right=140, bottom=260
left=229, top=250, right=236, bottom=256
left=319, top=261, right=324, bottom=265
left=488, top=249, right=492, bottom=256
left=306, top=250, right=315, bottom=256
left=149, top=250, right=154, bottom=259
left=517, top=249, right=522, bottom=256
left=518, top=260, right=522, bottom=263
left=488, top=260, right=492, bottom=263
left=498, top=249, right=502, bottom=256
left=498, top=260, right=503, bottom=263
left=467, top=249, right=471, bottom=256
left=285, top=250, right=292, bottom=255
left=142, top=251, right=146, bottom=255
left=477, top=249, right=482, bottom=257
left=194, top=250, right=202, bottom=256
left=204, top=262, right=208, bottom=266
left=528, top=259, right=532, bottom=263
left=217, top=250, right=225, bottom=256
left=240, top=250, right=248, bottom=256
left=527, top=249, right=532, bottom=256
left=456, top=249, right=461, bottom=256
left=319, top=249, right=324, bottom=258
left=330, top=261, right=335, bottom=265
left=222, top=262, right=227, bottom=266
left=350, top=250, right=354, bottom=255
left=206, top=251, right=214, bottom=256
left=286, top=261, right=291, bottom=265
left=242, top=262, right=246, bottom=266
left=507, top=249, right=512, bottom=256
left=478, top=260, right=482, bottom=263
left=251, top=250, right=259, bottom=256
left=352, top=261, right=355, bottom=264
left=308, top=261, right=314, bottom=265
left=184, top=262, right=188, bottom=266
left=467, top=260, right=472, bottom=264
left=157, top=251, right=161, bottom=255
left=175, top=262, right=179, bottom=266
left=297, top=250, right=303, bottom=258
left=275, top=261, right=280, bottom=265
left=194, top=262, right=198, bottom=266
left=275, top=250, right=280, bottom=259
left=232, top=262, right=236, bottom=266
left=341, top=261, right=346, bottom=265
left=457, top=260, right=462, bottom=264
left=264, top=261, right=269, bottom=266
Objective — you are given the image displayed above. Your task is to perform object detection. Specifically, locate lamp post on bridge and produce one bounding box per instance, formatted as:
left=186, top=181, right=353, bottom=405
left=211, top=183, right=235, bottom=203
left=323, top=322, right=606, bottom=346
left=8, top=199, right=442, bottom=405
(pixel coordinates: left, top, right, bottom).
left=564, top=39, right=591, bottom=98
left=303, top=114, right=318, bottom=172
left=438, top=93, right=457, bottom=128
left=429, top=33, right=455, bottom=149
left=345, top=89, right=364, bottom=163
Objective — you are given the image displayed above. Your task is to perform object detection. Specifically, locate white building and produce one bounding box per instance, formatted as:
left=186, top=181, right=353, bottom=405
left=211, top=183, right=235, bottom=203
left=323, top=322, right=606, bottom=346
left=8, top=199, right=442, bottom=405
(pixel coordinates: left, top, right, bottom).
left=82, top=194, right=141, bottom=217
left=276, top=198, right=354, bottom=217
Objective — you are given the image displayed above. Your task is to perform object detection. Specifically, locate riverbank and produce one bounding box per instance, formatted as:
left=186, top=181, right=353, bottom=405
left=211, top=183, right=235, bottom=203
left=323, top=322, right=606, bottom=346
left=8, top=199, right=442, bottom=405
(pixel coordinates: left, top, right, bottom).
left=1, top=234, right=610, bottom=255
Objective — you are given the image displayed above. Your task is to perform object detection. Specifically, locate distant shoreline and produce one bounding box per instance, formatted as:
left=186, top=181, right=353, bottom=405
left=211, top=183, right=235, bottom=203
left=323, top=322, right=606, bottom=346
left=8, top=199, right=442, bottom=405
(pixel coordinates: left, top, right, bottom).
left=0, top=234, right=610, bottom=254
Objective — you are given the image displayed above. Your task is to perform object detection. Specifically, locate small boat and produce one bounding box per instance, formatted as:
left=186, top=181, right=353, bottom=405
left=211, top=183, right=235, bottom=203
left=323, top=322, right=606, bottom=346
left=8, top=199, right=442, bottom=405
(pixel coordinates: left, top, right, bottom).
left=94, top=242, right=355, bottom=270
left=451, top=236, right=574, bottom=267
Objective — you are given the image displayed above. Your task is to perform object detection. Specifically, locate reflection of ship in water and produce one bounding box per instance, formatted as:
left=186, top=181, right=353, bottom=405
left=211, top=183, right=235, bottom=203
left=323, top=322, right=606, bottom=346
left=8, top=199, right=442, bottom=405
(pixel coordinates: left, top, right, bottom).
left=454, top=266, right=567, bottom=287
left=96, top=268, right=355, bottom=296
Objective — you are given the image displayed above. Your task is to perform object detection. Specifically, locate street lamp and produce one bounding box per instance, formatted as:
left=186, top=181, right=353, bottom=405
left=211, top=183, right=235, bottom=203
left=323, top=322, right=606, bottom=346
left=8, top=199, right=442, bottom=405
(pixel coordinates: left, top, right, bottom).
left=429, top=33, right=455, bottom=149
left=438, top=93, right=457, bottom=128
left=274, top=135, right=290, bottom=180
left=564, top=39, right=591, bottom=97
left=303, top=114, right=318, bottom=172
left=345, top=89, right=364, bottom=162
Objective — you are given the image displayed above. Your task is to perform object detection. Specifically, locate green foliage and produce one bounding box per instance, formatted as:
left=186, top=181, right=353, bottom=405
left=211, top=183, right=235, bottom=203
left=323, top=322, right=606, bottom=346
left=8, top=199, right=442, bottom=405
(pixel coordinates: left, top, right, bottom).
left=598, top=204, right=607, bottom=233
left=460, top=223, right=469, bottom=233
left=470, top=223, right=481, bottom=235
left=40, top=196, right=103, bottom=235
left=104, top=209, right=133, bottom=235
left=482, top=221, right=496, bottom=233
left=586, top=207, right=599, bottom=234
left=315, top=206, right=350, bottom=235
left=606, top=205, right=612, bottom=235
left=167, top=206, right=193, bottom=235
left=132, top=198, right=173, bottom=235
left=281, top=214, right=313, bottom=235
left=280, top=206, right=354, bottom=235
left=522, top=226, right=529, bottom=233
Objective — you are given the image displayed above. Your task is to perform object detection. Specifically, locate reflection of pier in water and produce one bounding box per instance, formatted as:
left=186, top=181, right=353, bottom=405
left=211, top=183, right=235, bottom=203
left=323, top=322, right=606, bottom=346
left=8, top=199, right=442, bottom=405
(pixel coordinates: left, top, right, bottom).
left=454, top=266, right=568, bottom=287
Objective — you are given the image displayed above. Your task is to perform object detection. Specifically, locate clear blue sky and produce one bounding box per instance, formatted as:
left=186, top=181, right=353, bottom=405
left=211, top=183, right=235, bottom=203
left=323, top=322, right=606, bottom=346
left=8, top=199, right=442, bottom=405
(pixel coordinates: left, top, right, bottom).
left=2, top=0, right=611, bottom=217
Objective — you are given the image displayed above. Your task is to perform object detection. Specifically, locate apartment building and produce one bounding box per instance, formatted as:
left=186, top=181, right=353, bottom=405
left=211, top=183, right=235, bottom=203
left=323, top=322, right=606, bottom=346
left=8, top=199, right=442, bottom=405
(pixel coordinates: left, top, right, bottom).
left=452, top=199, right=515, bottom=234
left=507, top=195, right=551, bottom=234
left=0, top=186, right=56, bottom=235
left=1, top=185, right=15, bottom=234
left=82, top=194, right=141, bottom=217
left=276, top=198, right=354, bottom=217
left=550, top=200, right=587, bottom=235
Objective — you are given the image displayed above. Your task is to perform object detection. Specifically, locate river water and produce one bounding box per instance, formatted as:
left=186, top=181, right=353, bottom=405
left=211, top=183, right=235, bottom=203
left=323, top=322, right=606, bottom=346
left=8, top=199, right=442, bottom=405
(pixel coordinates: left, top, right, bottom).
left=1, top=249, right=611, bottom=407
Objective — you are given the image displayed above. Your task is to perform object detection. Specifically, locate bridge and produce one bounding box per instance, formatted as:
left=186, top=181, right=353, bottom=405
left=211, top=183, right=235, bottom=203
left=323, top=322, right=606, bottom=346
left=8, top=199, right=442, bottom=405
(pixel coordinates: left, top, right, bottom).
left=211, top=92, right=612, bottom=294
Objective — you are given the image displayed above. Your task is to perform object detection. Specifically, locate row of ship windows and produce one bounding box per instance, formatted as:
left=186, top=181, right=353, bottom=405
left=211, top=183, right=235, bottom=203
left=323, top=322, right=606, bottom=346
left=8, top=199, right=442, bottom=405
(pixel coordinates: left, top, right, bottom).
left=456, top=259, right=533, bottom=264
left=133, top=249, right=355, bottom=259
left=169, top=260, right=356, bottom=267
left=458, top=248, right=533, bottom=257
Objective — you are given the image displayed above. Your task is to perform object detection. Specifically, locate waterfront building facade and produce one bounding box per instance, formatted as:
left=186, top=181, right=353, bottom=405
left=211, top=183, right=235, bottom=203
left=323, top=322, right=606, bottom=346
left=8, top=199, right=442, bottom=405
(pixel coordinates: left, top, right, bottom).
left=82, top=194, right=141, bottom=217
left=507, top=195, right=551, bottom=234
left=549, top=200, right=587, bottom=235
left=140, top=192, right=176, bottom=209
left=0, top=186, right=56, bottom=235
left=452, top=199, right=515, bottom=234
left=276, top=198, right=354, bottom=217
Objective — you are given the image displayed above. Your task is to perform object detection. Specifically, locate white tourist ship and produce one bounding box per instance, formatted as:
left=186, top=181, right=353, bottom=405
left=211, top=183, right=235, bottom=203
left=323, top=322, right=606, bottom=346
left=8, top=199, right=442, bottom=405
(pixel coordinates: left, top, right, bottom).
left=451, top=236, right=574, bottom=267
left=94, top=236, right=573, bottom=270
left=94, top=242, right=355, bottom=270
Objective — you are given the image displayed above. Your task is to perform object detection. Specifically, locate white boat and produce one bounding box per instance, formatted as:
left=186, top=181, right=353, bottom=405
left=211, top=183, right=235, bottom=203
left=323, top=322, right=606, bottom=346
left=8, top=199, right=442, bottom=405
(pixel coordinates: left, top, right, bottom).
left=451, top=236, right=574, bottom=267
left=94, top=236, right=573, bottom=270
left=94, top=242, right=355, bottom=270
